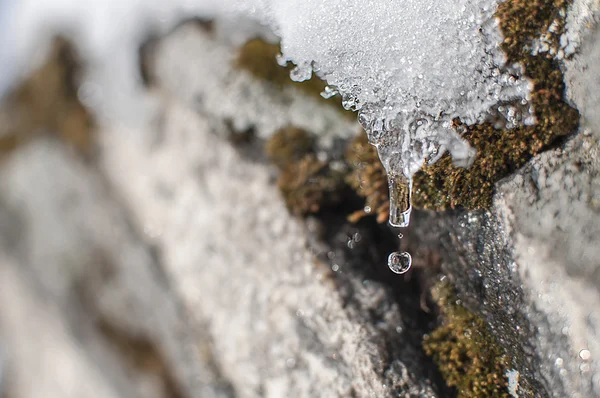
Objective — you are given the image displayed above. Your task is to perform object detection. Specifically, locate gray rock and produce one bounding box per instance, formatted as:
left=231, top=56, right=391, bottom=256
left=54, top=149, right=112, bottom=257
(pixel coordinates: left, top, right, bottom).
left=97, top=87, right=441, bottom=397
left=0, top=140, right=235, bottom=398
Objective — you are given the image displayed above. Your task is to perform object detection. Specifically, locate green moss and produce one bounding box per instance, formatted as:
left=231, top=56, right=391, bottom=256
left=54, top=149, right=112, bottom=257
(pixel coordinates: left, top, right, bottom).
left=345, top=133, right=390, bottom=224
left=236, top=39, right=356, bottom=120
left=412, top=0, right=579, bottom=210
left=423, top=283, right=511, bottom=398
left=265, top=126, right=346, bottom=216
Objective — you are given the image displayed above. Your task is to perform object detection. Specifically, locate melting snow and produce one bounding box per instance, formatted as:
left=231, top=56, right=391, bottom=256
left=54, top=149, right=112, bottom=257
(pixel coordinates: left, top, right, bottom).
left=1, top=0, right=533, bottom=224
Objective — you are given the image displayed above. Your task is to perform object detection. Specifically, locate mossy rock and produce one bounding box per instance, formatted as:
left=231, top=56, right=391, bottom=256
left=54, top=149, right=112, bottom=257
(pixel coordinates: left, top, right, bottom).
left=423, top=282, right=511, bottom=398
left=412, top=0, right=579, bottom=210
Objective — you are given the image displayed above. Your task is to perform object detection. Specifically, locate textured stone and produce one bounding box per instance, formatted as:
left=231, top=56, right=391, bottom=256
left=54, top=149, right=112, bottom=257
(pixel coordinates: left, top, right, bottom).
left=407, top=4, right=600, bottom=397
left=0, top=140, right=235, bottom=398
left=97, top=92, right=440, bottom=398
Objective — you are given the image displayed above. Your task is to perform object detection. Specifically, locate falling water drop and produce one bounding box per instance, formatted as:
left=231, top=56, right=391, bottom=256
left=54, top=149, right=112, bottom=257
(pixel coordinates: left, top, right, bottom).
left=388, top=251, right=412, bottom=274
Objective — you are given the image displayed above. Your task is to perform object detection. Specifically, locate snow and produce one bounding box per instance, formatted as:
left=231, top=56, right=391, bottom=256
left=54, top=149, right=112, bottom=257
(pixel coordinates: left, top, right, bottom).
left=250, top=0, right=533, bottom=177
left=0, top=0, right=532, bottom=179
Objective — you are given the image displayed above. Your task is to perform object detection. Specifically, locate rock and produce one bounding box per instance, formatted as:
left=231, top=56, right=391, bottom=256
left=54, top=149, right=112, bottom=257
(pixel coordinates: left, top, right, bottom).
left=0, top=24, right=443, bottom=398
left=2, top=3, right=600, bottom=397
left=0, top=139, right=235, bottom=398
left=97, top=86, right=441, bottom=397
left=408, top=3, right=600, bottom=397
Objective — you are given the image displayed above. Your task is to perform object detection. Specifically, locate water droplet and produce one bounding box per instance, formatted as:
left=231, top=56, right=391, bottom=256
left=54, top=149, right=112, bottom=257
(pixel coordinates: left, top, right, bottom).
left=397, top=233, right=404, bottom=239
left=331, top=263, right=340, bottom=272
left=579, top=349, right=591, bottom=360
left=388, top=251, right=412, bottom=274
left=559, top=368, right=568, bottom=376
left=364, top=205, right=372, bottom=213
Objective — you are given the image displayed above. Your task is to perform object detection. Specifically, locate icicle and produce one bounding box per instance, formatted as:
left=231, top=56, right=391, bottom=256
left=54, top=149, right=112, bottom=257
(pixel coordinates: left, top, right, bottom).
left=388, top=173, right=412, bottom=228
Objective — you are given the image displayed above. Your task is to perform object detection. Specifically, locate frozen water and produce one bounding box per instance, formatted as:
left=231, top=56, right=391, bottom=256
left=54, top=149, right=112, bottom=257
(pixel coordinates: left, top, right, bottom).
left=2, top=0, right=531, bottom=170
left=388, top=252, right=412, bottom=274
left=230, top=0, right=534, bottom=228
left=248, top=0, right=533, bottom=182
left=388, top=172, right=412, bottom=227
left=1, top=0, right=532, bottom=225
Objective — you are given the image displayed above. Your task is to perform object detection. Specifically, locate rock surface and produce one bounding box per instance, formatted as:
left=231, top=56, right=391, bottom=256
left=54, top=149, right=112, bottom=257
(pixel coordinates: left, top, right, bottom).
left=0, top=24, right=441, bottom=398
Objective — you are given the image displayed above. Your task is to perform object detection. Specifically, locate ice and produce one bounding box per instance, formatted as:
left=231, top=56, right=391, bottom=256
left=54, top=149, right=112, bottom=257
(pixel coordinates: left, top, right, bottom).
left=233, top=0, right=533, bottom=227
left=388, top=172, right=411, bottom=228
left=250, top=0, right=532, bottom=182
left=1, top=0, right=532, bottom=226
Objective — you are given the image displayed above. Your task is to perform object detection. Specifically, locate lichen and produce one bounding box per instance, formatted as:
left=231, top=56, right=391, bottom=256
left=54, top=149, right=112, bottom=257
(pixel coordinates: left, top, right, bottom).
left=412, top=0, right=579, bottom=210
left=0, top=37, right=93, bottom=159
left=345, top=133, right=389, bottom=224
left=236, top=38, right=356, bottom=120
left=423, top=282, right=511, bottom=398
left=265, top=126, right=346, bottom=216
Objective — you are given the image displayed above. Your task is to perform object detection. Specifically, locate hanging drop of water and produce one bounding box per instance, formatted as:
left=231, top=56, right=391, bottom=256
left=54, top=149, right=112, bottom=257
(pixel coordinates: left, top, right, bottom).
left=388, top=251, right=412, bottom=274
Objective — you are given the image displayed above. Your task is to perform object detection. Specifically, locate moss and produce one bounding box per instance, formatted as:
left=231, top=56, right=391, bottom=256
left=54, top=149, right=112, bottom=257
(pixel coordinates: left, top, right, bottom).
left=266, top=126, right=346, bottom=216
left=265, top=126, right=315, bottom=168
left=278, top=154, right=346, bottom=216
left=236, top=38, right=356, bottom=120
left=423, top=282, right=511, bottom=398
left=345, top=133, right=389, bottom=224
left=0, top=37, right=94, bottom=159
left=412, top=0, right=579, bottom=210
